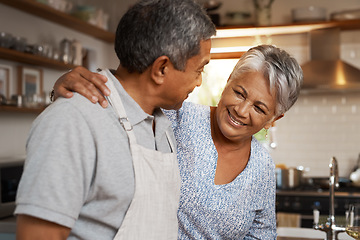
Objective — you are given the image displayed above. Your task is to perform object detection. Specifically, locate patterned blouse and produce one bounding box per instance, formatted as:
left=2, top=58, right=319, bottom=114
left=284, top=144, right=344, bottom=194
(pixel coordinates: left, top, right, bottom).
left=164, top=102, right=277, bottom=239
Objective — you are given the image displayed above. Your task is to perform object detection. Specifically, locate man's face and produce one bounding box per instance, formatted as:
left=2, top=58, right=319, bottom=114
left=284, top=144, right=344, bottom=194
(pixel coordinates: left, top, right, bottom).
left=160, top=39, right=211, bottom=110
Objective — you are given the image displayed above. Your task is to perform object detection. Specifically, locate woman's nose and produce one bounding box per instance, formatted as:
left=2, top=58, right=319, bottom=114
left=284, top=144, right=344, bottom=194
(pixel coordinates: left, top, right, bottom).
left=234, top=101, right=251, bottom=118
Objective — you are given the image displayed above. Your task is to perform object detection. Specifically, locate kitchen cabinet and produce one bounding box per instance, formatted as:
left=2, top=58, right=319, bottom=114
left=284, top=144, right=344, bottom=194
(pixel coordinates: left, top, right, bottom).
left=0, top=0, right=115, bottom=43
left=215, top=19, right=360, bottom=38
left=0, top=0, right=116, bottom=114
left=211, top=18, right=360, bottom=59
left=0, top=46, right=73, bottom=113
left=2, top=0, right=360, bottom=113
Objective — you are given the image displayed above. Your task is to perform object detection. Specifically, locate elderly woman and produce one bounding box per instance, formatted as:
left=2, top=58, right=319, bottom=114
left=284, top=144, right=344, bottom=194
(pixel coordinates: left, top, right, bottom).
left=53, top=45, right=303, bottom=239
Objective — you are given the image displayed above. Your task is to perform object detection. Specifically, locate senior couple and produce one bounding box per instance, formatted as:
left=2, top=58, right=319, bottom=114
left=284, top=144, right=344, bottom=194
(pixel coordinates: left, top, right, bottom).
left=15, top=0, right=303, bottom=239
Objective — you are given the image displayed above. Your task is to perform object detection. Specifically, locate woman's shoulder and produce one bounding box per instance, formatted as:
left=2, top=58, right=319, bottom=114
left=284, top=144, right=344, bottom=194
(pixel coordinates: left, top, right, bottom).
left=251, top=137, right=275, bottom=168
left=181, top=101, right=209, bottom=115
left=163, top=101, right=210, bottom=124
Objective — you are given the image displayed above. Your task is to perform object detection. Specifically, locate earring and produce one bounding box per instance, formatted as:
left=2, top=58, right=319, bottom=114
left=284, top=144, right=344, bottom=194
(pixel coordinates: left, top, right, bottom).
left=265, top=129, right=268, bottom=139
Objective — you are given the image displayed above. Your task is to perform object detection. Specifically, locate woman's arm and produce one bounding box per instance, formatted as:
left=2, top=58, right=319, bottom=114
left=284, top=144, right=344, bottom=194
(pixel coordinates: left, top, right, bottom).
left=244, top=163, right=277, bottom=239
left=53, top=66, right=110, bottom=108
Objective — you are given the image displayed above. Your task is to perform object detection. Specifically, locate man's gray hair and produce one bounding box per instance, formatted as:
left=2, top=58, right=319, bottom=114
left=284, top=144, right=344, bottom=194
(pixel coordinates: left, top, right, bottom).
left=114, top=0, right=216, bottom=73
left=229, top=45, right=303, bottom=116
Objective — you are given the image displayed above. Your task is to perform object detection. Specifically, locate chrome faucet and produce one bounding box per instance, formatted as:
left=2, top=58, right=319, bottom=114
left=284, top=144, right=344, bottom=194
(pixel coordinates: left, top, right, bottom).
left=313, top=157, right=346, bottom=240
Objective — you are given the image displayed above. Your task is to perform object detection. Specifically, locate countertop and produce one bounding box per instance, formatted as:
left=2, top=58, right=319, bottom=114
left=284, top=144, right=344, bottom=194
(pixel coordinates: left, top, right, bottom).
left=277, top=238, right=322, bottom=240
left=0, top=216, right=16, bottom=233
left=277, top=227, right=353, bottom=240
left=0, top=219, right=354, bottom=239
left=276, top=190, right=360, bottom=198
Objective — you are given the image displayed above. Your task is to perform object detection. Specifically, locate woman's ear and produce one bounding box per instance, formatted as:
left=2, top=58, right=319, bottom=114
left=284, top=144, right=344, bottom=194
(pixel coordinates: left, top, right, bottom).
left=151, top=56, right=170, bottom=85
left=264, top=114, right=284, bottom=130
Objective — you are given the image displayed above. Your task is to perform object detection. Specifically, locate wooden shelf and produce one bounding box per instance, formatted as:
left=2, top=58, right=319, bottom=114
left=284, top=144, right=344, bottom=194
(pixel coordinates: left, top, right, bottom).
left=0, top=0, right=115, bottom=43
left=3, top=1, right=359, bottom=41
left=0, top=47, right=77, bottom=70
left=214, top=19, right=360, bottom=38
left=211, top=51, right=245, bottom=59
left=0, top=105, right=45, bottom=114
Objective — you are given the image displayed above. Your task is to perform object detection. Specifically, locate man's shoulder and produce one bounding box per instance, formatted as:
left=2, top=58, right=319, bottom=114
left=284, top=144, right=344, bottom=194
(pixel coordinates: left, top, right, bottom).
left=32, top=94, right=113, bottom=133
left=48, top=94, right=108, bottom=117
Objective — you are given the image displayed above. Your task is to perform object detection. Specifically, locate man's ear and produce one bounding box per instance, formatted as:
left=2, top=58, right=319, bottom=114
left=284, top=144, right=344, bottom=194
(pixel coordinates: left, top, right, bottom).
left=151, top=56, right=171, bottom=85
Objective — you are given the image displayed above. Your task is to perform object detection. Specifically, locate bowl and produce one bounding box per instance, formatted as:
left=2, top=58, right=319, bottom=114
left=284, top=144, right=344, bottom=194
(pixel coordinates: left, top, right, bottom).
left=331, top=9, right=360, bottom=21
left=0, top=32, right=14, bottom=48
left=292, top=6, right=327, bottom=23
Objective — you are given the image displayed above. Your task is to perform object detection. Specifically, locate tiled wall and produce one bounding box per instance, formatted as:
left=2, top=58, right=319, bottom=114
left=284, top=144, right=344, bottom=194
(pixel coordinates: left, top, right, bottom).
left=271, top=32, right=360, bottom=178
left=270, top=92, right=360, bottom=178
left=206, top=31, right=360, bottom=178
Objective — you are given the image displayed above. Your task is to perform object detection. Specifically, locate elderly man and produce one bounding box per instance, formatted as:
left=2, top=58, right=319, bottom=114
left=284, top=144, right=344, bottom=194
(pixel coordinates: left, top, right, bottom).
left=14, top=0, right=216, bottom=239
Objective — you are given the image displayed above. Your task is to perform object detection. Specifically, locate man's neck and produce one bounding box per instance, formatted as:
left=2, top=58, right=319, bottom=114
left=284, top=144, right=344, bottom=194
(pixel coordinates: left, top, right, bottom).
left=113, top=66, right=157, bottom=115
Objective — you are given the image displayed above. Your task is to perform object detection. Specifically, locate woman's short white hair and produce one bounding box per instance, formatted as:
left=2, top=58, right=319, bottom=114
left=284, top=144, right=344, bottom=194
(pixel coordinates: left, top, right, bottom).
left=229, top=45, right=303, bottom=116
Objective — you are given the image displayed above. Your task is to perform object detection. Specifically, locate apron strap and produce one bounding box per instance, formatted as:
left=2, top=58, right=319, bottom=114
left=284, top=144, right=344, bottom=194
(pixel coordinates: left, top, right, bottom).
left=165, top=130, right=176, bottom=153
left=102, top=69, right=176, bottom=153
left=102, top=70, right=137, bottom=145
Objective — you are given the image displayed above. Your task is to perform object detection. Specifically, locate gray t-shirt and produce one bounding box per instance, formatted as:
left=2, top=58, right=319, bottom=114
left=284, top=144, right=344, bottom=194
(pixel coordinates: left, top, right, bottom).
left=15, top=71, right=175, bottom=239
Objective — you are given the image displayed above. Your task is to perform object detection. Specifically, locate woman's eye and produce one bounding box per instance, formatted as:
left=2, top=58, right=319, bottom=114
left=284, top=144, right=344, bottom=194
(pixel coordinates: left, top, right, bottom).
left=255, top=105, right=266, bottom=114
left=234, top=90, right=245, bottom=98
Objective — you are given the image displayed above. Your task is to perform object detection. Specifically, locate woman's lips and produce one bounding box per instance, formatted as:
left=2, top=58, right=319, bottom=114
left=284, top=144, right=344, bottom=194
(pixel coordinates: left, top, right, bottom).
left=228, top=110, right=246, bottom=127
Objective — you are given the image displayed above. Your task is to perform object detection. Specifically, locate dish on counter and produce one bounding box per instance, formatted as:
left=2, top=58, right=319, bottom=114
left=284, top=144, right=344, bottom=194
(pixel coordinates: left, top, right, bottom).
left=292, top=6, right=327, bottom=23
left=331, top=9, right=360, bottom=21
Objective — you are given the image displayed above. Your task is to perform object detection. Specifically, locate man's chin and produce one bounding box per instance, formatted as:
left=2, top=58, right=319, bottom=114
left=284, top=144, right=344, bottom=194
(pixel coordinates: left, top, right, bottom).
left=163, top=102, right=183, bottom=111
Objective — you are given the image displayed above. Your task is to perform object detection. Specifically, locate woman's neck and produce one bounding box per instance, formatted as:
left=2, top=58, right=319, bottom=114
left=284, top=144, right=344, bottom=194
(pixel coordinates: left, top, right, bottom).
left=210, top=106, right=252, bottom=185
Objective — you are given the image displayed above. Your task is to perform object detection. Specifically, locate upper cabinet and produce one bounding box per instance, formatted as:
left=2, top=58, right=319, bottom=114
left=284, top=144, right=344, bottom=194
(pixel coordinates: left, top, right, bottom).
left=0, top=0, right=115, bottom=43
left=214, top=19, right=360, bottom=38
left=2, top=0, right=360, bottom=42
left=210, top=19, right=360, bottom=59
left=0, top=0, right=117, bottom=71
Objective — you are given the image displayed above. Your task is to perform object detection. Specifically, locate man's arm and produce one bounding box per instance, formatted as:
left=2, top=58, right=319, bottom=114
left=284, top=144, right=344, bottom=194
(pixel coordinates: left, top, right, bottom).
left=16, top=215, right=71, bottom=240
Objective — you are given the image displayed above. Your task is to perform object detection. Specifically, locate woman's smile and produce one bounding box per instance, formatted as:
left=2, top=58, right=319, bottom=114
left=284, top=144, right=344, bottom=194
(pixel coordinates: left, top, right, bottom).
left=228, top=109, right=247, bottom=127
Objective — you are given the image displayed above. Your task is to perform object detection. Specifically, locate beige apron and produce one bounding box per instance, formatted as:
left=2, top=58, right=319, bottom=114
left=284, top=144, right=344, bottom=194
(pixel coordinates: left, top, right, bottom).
left=101, top=70, right=180, bottom=240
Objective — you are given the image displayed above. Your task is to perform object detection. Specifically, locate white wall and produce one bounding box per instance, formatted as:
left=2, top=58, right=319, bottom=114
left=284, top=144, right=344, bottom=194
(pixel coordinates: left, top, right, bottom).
left=0, top=3, right=117, bottom=158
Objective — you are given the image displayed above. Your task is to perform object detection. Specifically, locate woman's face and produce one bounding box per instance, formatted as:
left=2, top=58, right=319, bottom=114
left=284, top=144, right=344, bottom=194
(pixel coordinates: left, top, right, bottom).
left=216, top=70, right=280, bottom=142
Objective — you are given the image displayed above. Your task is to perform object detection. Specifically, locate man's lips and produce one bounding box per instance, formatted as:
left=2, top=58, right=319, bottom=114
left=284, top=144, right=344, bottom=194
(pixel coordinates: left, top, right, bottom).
left=228, top=110, right=246, bottom=126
